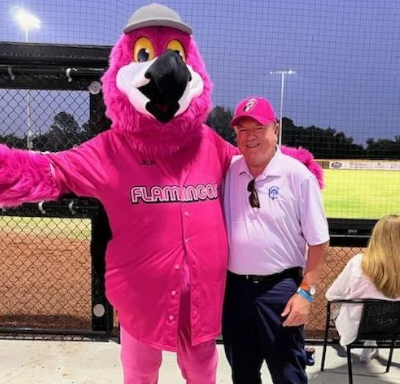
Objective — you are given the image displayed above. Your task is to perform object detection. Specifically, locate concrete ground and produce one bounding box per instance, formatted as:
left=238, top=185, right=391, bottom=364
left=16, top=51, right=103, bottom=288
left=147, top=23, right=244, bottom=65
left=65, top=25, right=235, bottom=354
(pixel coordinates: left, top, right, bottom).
left=0, top=340, right=399, bottom=383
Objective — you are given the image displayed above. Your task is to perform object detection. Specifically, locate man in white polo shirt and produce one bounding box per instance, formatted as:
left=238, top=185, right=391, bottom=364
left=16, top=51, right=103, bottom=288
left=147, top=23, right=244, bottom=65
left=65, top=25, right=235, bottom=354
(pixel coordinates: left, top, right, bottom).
left=222, top=96, right=330, bottom=384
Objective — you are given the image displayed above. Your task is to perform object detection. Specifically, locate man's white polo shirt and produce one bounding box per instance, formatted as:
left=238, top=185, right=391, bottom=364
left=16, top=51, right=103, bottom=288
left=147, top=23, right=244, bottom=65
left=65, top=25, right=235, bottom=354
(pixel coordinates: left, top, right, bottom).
left=224, top=147, right=330, bottom=275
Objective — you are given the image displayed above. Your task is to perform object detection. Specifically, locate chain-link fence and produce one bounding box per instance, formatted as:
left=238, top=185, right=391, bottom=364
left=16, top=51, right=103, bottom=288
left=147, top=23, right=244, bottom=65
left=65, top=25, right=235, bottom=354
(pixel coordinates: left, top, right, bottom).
left=306, top=247, right=363, bottom=340
left=0, top=201, right=113, bottom=338
left=305, top=218, right=376, bottom=340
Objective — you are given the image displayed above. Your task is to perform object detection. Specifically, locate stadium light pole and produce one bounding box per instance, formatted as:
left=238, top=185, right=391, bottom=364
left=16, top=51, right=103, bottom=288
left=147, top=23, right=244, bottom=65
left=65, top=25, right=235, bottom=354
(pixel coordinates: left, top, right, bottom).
left=270, top=69, right=296, bottom=146
left=14, top=8, right=41, bottom=150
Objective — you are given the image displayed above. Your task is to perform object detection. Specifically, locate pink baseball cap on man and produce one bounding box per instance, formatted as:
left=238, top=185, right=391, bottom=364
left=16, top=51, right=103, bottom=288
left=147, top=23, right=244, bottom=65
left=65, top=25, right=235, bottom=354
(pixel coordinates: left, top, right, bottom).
left=230, top=96, right=277, bottom=127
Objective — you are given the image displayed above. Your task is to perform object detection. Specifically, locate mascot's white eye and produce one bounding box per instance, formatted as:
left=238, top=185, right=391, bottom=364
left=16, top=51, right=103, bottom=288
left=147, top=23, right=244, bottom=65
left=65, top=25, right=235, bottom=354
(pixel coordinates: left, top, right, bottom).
left=167, top=40, right=186, bottom=62
left=133, top=37, right=155, bottom=63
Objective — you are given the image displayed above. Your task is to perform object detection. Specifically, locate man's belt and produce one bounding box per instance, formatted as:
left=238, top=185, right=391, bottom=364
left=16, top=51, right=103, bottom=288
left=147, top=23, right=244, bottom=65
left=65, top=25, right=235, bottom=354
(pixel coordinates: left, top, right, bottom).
left=230, top=267, right=303, bottom=284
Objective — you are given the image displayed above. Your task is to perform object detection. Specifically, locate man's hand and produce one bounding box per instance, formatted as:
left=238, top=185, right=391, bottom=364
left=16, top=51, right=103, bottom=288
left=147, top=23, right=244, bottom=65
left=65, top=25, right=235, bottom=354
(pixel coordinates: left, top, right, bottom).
left=281, top=293, right=311, bottom=327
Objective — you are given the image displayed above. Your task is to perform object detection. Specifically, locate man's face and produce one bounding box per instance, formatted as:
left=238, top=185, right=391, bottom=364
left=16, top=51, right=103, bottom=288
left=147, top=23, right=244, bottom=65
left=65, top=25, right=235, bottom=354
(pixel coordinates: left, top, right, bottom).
left=234, top=117, right=279, bottom=170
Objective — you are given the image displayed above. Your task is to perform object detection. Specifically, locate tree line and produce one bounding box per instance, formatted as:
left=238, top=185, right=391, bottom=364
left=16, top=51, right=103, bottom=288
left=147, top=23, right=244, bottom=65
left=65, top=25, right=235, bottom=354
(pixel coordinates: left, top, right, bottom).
left=206, top=106, right=400, bottom=160
left=0, top=111, right=109, bottom=152
left=1, top=108, right=399, bottom=159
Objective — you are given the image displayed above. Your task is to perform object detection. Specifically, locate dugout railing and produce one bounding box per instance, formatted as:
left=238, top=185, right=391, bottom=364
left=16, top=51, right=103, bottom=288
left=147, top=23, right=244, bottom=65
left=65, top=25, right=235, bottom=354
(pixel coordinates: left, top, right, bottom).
left=0, top=42, right=114, bottom=339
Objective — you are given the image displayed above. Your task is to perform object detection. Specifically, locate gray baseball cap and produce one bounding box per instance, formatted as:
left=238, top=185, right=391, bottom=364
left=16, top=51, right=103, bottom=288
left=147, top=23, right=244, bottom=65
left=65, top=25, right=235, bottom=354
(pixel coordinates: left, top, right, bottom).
left=123, top=3, right=193, bottom=35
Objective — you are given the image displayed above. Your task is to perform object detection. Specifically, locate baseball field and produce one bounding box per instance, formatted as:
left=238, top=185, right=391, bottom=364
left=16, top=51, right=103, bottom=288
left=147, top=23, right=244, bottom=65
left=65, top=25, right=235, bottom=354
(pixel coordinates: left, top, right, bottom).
left=323, top=169, right=400, bottom=219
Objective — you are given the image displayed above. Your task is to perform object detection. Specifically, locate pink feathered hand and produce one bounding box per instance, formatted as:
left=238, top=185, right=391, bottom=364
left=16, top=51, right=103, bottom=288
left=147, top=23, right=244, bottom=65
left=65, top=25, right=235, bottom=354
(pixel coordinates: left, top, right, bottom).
left=0, top=144, right=60, bottom=207
left=281, top=145, right=324, bottom=189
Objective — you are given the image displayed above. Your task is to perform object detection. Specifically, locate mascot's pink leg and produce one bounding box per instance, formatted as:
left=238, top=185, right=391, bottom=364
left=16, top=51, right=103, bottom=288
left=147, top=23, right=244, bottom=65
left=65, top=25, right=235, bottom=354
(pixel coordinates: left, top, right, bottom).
left=0, top=144, right=60, bottom=207
left=120, top=327, right=162, bottom=384
left=176, top=335, right=217, bottom=384
left=281, top=146, right=324, bottom=189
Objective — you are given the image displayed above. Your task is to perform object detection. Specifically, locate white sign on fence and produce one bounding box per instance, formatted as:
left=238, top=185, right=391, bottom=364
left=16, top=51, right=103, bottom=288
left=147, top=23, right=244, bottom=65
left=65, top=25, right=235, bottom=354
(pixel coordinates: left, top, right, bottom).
left=329, top=161, right=400, bottom=171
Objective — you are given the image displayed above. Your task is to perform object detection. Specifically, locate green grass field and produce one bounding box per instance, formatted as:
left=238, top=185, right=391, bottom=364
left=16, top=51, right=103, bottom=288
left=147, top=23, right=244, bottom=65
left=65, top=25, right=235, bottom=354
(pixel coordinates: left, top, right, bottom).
left=323, top=169, right=400, bottom=219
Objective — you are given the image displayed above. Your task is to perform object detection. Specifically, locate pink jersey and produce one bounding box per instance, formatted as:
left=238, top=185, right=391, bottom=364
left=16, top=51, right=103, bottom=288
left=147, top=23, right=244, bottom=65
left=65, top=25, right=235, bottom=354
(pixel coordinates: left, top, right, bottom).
left=48, top=126, right=237, bottom=351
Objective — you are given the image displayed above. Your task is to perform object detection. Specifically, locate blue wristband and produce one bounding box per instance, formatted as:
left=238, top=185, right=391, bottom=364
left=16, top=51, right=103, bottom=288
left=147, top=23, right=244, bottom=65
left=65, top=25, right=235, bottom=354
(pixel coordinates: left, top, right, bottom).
left=297, top=288, right=314, bottom=303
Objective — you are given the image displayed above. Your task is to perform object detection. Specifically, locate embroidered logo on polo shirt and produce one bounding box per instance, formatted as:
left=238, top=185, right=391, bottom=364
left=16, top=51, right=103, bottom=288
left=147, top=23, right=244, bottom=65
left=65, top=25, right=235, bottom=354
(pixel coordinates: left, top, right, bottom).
left=268, top=186, right=279, bottom=200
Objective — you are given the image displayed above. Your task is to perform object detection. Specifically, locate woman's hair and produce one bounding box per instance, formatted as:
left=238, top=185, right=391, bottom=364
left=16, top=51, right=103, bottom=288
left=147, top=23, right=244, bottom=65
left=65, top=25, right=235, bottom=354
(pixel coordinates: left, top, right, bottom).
left=361, top=214, right=400, bottom=298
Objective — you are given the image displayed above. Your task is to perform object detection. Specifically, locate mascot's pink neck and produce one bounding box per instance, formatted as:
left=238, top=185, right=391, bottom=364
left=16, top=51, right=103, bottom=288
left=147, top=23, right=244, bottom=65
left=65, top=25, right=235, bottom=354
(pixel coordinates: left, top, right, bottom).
left=119, top=113, right=203, bottom=159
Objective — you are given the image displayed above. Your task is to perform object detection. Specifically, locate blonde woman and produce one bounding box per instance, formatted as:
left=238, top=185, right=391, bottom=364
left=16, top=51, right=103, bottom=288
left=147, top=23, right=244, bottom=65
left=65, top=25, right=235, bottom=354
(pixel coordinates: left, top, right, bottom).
left=326, top=214, right=400, bottom=363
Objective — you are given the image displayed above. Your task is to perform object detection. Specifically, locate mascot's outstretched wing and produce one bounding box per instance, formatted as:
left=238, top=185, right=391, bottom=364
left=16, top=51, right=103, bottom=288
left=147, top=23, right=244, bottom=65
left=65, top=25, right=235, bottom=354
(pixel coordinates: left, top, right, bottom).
left=0, top=146, right=60, bottom=207
left=281, top=145, right=324, bottom=189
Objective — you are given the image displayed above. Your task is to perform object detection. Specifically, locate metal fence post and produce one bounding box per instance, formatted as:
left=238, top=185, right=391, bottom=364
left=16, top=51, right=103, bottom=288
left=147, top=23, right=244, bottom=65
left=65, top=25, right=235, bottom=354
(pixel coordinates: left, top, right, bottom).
left=90, top=203, right=113, bottom=335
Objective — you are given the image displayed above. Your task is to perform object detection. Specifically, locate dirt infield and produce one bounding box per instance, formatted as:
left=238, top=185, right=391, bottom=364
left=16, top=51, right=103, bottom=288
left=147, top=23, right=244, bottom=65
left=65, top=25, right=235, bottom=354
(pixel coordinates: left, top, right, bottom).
left=0, top=230, right=363, bottom=339
left=0, top=232, right=92, bottom=330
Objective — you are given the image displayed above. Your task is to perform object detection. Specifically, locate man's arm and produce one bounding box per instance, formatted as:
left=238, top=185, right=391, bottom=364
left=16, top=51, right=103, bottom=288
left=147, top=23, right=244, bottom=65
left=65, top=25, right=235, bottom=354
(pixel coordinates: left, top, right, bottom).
left=281, top=241, right=329, bottom=327
left=301, top=241, right=330, bottom=288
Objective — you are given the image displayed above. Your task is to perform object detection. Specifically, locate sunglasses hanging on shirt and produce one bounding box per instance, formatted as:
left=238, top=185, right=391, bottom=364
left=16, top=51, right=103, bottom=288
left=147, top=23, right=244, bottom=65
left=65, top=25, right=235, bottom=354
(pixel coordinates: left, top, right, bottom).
left=247, top=178, right=260, bottom=208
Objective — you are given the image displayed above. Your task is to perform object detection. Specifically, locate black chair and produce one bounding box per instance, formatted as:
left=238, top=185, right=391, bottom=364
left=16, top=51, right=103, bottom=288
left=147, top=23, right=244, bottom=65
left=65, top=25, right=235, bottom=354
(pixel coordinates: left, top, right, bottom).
left=320, top=299, right=400, bottom=384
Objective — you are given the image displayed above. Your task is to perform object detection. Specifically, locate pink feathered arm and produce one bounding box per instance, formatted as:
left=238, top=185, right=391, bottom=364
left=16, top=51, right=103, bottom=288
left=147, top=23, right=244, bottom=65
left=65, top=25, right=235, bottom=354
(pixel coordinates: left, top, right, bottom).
left=0, top=144, right=60, bottom=207
left=281, top=145, right=324, bottom=189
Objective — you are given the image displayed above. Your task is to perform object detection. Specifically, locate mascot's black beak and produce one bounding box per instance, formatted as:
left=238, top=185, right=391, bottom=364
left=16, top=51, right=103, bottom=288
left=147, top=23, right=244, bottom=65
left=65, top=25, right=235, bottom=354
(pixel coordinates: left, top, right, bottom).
left=139, top=50, right=192, bottom=123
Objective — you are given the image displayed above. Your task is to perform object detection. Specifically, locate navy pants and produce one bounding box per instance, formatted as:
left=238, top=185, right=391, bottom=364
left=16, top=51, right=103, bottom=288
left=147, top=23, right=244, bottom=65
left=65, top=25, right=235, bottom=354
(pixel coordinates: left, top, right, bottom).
left=222, top=271, right=307, bottom=384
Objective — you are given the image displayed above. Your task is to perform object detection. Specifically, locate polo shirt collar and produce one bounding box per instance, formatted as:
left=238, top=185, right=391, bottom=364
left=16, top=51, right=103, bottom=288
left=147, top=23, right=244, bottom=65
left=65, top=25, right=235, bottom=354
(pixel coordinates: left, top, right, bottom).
left=238, top=146, right=284, bottom=180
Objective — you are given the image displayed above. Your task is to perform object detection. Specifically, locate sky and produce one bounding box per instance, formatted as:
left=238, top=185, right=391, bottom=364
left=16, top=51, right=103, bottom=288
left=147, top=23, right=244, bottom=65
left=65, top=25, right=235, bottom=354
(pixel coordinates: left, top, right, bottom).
left=1, top=0, right=399, bottom=145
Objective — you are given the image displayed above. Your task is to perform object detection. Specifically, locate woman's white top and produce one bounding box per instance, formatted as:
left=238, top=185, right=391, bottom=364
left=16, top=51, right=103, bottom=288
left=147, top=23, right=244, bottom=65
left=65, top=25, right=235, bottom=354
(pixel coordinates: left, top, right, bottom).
left=325, top=253, right=400, bottom=346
